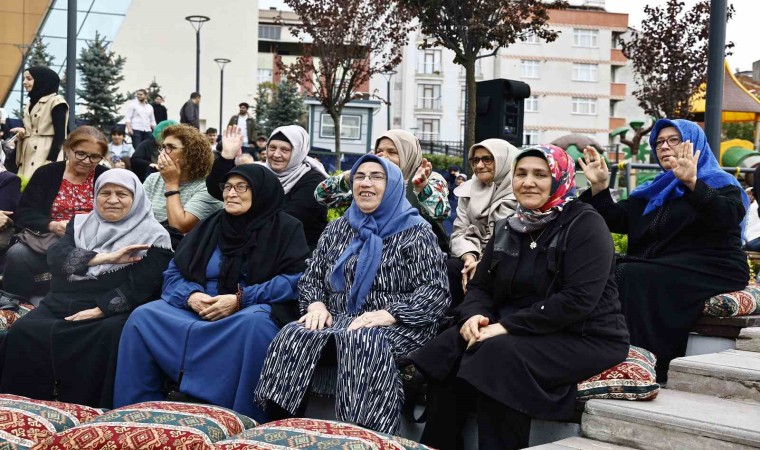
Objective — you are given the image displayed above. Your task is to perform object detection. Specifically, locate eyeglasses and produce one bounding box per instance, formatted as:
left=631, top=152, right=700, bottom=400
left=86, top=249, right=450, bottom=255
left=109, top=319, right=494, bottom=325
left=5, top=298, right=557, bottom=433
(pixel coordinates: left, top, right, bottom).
left=72, top=150, right=103, bottom=163
left=219, top=183, right=250, bottom=193
left=353, top=173, right=387, bottom=184
left=655, top=136, right=682, bottom=150
left=469, top=155, right=494, bottom=166
left=158, top=143, right=183, bottom=154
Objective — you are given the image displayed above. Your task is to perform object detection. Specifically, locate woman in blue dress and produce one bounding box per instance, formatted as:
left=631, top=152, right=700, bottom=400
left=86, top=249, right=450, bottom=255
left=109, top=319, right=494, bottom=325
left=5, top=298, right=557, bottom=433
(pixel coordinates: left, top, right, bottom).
left=113, top=164, right=309, bottom=422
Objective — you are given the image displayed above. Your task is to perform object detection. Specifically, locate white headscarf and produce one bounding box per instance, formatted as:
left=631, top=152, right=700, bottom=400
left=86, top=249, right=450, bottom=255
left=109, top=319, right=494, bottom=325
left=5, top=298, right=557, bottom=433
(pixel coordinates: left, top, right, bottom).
left=375, top=129, right=423, bottom=181
left=73, top=169, right=172, bottom=278
left=265, top=125, right=328, bottom=194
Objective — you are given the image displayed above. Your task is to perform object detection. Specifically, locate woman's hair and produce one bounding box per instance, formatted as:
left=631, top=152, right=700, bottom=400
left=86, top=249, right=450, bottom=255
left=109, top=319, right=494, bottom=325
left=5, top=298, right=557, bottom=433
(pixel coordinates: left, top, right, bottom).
left=63, top=125, right=108, bottom=156
left=161, top=124, right=213, bottom=180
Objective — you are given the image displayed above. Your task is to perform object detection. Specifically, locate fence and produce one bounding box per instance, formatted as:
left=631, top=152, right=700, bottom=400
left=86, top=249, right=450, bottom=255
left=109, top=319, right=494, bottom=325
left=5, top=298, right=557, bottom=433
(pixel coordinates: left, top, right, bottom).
left=418, top=140, right=465, bottom=158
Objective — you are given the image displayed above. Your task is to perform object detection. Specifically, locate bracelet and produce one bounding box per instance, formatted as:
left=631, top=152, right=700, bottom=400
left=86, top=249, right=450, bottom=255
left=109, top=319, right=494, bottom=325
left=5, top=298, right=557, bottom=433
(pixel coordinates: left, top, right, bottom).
left=235, top=284, right=243, bottom=312
left=164, top=190, right=180, bottom=197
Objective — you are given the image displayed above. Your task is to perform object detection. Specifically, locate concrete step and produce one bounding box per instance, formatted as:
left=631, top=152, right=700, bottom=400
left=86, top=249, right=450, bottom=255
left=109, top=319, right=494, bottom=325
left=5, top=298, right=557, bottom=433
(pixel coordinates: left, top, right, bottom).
left=668, top=350, right=760, bottom=403
left=737, top=327, right=760, bottom=352
left=582, top=389, right=760, bottom=449
left=529, top=436, right=634, bottom=449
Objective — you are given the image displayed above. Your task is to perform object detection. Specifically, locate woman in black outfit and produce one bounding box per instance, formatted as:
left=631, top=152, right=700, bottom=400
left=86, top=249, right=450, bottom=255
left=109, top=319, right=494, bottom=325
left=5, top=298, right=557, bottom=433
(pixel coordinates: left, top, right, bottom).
left=411, top=145, right=629, bottom=450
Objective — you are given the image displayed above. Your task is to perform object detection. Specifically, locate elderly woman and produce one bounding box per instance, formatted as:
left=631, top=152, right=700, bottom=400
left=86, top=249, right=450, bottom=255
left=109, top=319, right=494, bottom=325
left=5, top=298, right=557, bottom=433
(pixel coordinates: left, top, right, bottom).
left=448, top=139, right=519, bottom=307
left=143, top=124, right=222, bottom=246
left=208, top=125, right=328, bottom=249
left=315, top=129, right=451, bottom=250
left=0, top=169, right=173, bottom=408
left=580, top=119, right=749, bottom=382
left=3, top=126, right=109, bottom=300
left=412, top=146, right=629, bottom=450
left=114, top=164, right=309, bottom=422
left=254, top=154, right=450, bottom=434
left=9, top=67, right=68, bottom=179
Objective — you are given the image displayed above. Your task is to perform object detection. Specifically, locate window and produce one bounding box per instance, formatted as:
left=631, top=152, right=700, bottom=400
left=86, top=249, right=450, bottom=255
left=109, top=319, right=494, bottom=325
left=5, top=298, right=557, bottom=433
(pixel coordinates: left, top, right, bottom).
left=525, top=95, right=538, bottom=112
left=418, top=50, right=442, bottom=74
left=572, top=97, right=597, bottom=115
left=320, top=114, right=362, bottom=140
left=573, top=29, right=598, bottom=48
left=417, top=84, right=441, bottom=110
left=257, top=69, right=273, bottom=84
left=460, top=85, right=467, bottom=110
left=416, top=119, right=440, bottom=141
left=572, top=63, right=598, bottom=82
left=523, top=130, right=540, bottom=146
left=521, top=60, right=540, bottom=79
left=524, top=33, right=540, bottom=44
left=258, top=25, right=281, bottom=40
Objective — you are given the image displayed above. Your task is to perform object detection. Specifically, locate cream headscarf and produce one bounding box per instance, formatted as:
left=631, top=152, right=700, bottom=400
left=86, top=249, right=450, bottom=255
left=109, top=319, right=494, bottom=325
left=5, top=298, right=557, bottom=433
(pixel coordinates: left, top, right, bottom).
left=265, top=125, right=328, bottom=194
left=375, top=129, right=423, bottom=181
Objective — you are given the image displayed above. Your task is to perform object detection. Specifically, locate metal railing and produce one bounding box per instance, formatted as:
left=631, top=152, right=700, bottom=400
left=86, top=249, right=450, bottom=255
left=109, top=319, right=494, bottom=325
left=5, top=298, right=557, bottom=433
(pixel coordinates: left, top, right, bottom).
left=418, top=140, right=465, bottom=157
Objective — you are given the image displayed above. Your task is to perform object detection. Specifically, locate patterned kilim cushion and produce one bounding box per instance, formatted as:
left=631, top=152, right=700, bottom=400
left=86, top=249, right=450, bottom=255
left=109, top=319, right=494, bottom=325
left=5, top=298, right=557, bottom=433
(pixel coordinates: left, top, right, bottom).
left=0, top=394, right=104, bottom=450
left=213, top=418, right=432, bottom=450
left=0, top=303, right=36, bottom=339
left=702, top=284, right=760, bottom=317
left=34, top=401, right=257, bottom=450
left=577, top=346, right=660, bottom=401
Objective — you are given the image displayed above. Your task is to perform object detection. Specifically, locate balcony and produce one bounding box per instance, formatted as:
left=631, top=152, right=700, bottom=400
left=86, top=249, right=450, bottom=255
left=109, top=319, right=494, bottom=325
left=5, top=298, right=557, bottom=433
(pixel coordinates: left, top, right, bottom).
left=609, top=117, right=627, bottom=130
left=610, top=49, right=627, bottom=66
left=610, top=82, right=626, bottom=98
left=416, top=62, right=443, bottom=78
left=416, top=97, right=442, bottom=112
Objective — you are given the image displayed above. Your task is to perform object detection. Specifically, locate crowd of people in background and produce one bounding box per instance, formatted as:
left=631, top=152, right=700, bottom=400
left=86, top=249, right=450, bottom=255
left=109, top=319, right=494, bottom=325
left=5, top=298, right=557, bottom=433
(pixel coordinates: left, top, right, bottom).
left=0, top=66, right=755, bottom=450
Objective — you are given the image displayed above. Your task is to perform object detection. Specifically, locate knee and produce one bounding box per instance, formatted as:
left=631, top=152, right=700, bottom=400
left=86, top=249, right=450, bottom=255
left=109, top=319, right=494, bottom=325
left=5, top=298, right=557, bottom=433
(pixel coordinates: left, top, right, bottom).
left=5, top=243, right=31, bottom=264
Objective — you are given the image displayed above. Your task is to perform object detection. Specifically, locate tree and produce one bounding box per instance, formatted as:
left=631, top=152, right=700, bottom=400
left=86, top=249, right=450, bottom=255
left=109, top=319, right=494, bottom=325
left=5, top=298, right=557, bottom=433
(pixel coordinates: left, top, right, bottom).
left=618, top=0, right=734, bottom=155
left=723, top=122, right=755, bottom=142
left=268, top=81, right=306, bottom=131
left=76, top=32, right=127, bottom=132
left=255, top=83, right=275, bottom=136
left=146, top=78, right=163, bottom=104
left=279, top=0, right=413, bottom=170
left=400, top=0, right=566, bottom=152
left=27, top=37, right=55, bottom=68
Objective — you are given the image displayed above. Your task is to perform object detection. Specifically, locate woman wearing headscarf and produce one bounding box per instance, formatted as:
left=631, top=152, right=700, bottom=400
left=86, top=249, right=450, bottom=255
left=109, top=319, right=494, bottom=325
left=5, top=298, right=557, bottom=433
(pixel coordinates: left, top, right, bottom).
left=254, top=154, right=450, bottom=435
left=0, top=169, right=173, bottom=408
left=9, top=67, right=68, bottom=179
left=207, top=125, right=327, bottom=249
left=580, top=119, right=748, bottom=382
left=114, top=164, right=309, bottom=422
left=448, top=139, right=519, bottom=307
left=412, top=146, right=629, bottom=450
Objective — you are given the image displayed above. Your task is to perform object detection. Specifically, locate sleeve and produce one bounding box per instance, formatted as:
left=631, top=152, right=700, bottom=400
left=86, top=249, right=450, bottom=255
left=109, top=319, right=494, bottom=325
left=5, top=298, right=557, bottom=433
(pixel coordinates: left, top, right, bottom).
left=15, top=166, right=54, bottom=232
left=416, top=176, right=451, bottom=221
left=449, top=197, right=482, bottom=258
left=142, top=173, right=158, bottom=199
left=297, top=221, right=339, bottom=313
left=161, top=259, right=205, bottom=309
left=455, top=237, right=500, bottom=324
left=46, top=104, right=68, bottom=162
left=384, top=226, right=451, bottom=328
left=0, top=175, right=21, bottom=212
left=284, top=175, right=328, bottom=227
left=182, top=186, right=223, bottom=222
left=149, top=106, right=156, bottom=128
left=499, top=212, right=616, bottom=335
left=191, top=106, right=199, bottom=127
left=578, top=187, right=630, bottom=234
left=181, top=103, right=193, bottom=123
left=47, top=221, right=97, bottom=277
left=314, top=174, right=353, bottom=208
left=241, top=273, right=303, bottom=308
left=205, top=157, right=235, bottom=201
left=685, top=181, right=746, bottom=230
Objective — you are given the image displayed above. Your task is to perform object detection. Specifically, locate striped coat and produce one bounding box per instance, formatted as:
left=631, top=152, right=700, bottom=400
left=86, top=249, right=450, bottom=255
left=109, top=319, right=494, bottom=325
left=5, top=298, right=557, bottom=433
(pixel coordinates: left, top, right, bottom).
left=254, top=218, right=450, bottom=434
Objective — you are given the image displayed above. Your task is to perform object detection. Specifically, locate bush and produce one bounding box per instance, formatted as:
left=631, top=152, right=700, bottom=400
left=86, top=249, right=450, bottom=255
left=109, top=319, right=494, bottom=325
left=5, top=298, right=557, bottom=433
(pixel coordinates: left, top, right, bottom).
left=612, top=233, right=628, bottom=255
left=423, top=153, right=463, bottom=172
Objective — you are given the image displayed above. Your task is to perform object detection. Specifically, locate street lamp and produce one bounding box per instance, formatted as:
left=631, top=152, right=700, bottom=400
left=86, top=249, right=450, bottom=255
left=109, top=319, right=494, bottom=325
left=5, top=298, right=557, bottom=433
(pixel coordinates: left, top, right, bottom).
left=185, top=15, right=210, bottom=94
left=214, top=58, right=231, bottom=132
left=381, top=70, right=397, bottom=130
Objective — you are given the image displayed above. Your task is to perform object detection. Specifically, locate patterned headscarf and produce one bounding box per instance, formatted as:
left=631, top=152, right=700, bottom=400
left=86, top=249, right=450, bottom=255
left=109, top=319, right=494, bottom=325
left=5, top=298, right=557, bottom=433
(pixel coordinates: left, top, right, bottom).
left=507, top=145, right=577, bottom=233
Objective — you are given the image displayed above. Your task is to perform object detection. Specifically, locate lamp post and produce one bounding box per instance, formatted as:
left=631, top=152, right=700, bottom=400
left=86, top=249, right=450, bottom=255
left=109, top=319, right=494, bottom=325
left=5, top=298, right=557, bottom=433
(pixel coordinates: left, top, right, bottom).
left=185, top=15, right=210, bottom=94
left=381, top=70, right=397, bottom=130
left=214, top=58, right=231, bottom=132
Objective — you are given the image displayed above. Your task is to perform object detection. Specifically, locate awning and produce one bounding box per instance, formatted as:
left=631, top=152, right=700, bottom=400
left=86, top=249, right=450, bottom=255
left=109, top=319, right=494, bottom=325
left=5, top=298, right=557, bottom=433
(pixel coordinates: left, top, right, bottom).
left=690, top=61, right=760, bottom=123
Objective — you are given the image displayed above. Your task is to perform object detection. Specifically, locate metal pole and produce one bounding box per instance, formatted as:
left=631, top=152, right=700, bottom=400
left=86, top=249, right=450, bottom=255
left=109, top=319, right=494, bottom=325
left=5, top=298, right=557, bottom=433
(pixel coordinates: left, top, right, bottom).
left=67, top=0, right=77, bottom=129
left=218, top=67, right=223, bottom=132
left=386, top=74, right=391, bottom=130
left=195, top=30, right=201, bottom=94
left=705, top=0, right=727, bottom=159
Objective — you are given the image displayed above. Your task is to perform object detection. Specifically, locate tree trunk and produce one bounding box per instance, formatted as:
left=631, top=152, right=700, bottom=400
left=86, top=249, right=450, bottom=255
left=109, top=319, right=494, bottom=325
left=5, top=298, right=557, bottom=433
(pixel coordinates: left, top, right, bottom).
left=464, top=57, right=477, bottom=174
left=332, top=111, right=342, bottom=172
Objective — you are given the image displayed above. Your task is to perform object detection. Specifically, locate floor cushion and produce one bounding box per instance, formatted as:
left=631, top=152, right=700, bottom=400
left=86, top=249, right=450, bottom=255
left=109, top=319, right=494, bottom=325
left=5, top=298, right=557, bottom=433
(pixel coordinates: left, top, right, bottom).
left=0, top=303, right=36, bottom=339
left=702, top=284, right=760, bottom=317
left=33, top=401, right=257, bottom=450
left=0, top=394, right=104, bottom=450
left=576, top=346, right=660, bottom=401
left=213, top=418, right=432, bottom=450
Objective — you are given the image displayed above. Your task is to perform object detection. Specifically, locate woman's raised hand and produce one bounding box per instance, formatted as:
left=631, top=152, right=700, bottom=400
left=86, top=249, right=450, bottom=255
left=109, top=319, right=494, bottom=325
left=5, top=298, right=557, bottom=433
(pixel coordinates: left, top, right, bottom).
left=412, top=158, right=433, bottom=192
left=299, top=302, right=334, bottom=330
left=578, top=146, right=610, bottom=195
left=221, top=126, right=244, bottom=160
left=158, top=152, right=180, bottom=186
left=670, top=140, right=699, bottom=191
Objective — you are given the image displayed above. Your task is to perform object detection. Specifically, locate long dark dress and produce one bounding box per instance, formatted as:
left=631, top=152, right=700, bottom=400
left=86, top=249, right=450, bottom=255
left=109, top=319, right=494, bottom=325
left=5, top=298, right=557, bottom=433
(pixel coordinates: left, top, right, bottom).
left=0, top=222, right=172, bottom=408
left=411, top=201, right=629, bottom=450
left=579, top=181, right=749, bottom=381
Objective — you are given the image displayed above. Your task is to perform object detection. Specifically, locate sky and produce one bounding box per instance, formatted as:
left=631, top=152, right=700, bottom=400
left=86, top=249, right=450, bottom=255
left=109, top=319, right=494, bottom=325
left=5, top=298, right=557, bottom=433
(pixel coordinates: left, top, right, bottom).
left=259, top=0, right=760, bottom=73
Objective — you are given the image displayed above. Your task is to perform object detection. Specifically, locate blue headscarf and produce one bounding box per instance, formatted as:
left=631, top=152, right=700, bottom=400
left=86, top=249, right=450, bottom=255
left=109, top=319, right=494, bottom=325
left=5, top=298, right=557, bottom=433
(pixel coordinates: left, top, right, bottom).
left=329, top=154, right=428, bottom=313
left=631, top=119, right=749, bottom=224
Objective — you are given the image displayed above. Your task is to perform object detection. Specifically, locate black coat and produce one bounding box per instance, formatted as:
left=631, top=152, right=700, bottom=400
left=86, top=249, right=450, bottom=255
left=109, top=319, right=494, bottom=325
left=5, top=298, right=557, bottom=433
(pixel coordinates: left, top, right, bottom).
left=152, top=104, right=168, bottom=124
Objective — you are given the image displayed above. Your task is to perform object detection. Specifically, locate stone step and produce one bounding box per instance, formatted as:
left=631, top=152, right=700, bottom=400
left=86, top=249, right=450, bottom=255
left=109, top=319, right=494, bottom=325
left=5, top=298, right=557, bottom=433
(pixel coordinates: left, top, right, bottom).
left=582, top=389, right=760, bottom=449
left=528, top=436, right=634, bottom=449
left=668, top=350, right=760, bottom=403
left=737, top=327, right=760, bottom=352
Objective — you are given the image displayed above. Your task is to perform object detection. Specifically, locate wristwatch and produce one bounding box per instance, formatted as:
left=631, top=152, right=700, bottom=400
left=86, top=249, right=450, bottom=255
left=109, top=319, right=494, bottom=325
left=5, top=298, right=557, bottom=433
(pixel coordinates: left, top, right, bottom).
left=164, top=190, right=180, bottom=197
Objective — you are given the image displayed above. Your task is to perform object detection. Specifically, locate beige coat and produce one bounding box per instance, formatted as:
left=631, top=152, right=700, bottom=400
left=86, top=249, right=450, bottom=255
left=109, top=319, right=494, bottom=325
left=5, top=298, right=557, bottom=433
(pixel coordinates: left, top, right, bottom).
left=17, top=94, right=68, bottom=179
left=450, top=180, right=517, bottom=258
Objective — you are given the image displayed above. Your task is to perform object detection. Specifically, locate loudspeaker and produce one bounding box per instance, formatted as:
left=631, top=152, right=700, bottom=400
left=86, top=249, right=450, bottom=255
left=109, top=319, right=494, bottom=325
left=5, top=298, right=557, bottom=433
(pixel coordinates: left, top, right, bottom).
left=475, top=79, right=531, bottom=147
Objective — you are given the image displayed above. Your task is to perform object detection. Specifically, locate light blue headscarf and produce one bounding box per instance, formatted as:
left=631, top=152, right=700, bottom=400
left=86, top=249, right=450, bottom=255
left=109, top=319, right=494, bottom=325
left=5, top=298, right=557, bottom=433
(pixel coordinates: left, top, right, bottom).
left=329, top=154, right=428, bottom=313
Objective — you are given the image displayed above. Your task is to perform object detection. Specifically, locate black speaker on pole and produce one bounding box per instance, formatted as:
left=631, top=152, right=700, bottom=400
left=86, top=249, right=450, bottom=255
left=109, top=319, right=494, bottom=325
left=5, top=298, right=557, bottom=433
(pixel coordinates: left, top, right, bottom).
left=475, top=79, right=531, bottom=147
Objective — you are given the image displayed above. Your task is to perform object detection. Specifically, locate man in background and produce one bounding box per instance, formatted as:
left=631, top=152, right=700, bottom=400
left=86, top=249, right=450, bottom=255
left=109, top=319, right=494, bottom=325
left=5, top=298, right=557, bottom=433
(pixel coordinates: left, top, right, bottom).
left=125, top=89, right=156, bottom=148
left=180, top=92, right=201, bottom=129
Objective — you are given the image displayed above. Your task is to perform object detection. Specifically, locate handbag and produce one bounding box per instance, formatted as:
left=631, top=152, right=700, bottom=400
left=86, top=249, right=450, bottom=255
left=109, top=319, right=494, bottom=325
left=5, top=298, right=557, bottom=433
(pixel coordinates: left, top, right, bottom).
left=0, top=289, right=23, bottom=311
left=15, top=228, right=59, bottom=254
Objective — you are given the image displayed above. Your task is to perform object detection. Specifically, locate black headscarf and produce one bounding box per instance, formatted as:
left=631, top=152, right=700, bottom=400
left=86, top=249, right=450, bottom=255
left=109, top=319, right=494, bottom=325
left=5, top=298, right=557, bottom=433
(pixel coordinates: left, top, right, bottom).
left=173, top=164, right=309, bottom=294
left=26, top=66, right=61, bottom=112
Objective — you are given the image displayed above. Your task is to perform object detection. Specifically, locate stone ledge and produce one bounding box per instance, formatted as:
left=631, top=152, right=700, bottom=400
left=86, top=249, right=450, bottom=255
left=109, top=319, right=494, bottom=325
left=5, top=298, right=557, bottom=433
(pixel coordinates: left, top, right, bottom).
left=694, top=316, right=760, bottom=339
left=737, top=327, right=760, bottom=352
left=528, top=436, right=634, bottom=449
left=668, top=350, right=760, bottom=402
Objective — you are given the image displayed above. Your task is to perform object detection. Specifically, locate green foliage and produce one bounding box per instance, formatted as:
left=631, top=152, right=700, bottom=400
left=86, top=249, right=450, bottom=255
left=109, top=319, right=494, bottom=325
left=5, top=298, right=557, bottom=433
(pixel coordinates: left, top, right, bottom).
left=255, top=84, right=274, bottom=137
left=328, top=205, right=348, bottom=221
left=147, top=78, right=162, bottom=104
left=27, top=37, right=55, bottom=68
left=723, top=122, right=755, bottom=142
left=19, top=175, right=30, bottom=192
left=268, top=81, right=305, bottom=132
left=611, top=233, right=628, bottom=255
left=423, top=153, right=463, bottom=172
left=76, top=32, right=127, bottom=133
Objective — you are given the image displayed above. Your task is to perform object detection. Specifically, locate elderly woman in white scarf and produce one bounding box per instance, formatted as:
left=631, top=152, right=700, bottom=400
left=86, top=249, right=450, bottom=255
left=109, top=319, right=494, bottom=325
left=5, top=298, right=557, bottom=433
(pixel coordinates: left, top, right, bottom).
left=0, top=169, right=173, bottom=409
left=208, top=125, right=328, bottom=249
left=448, top=139, right=519, bottom=307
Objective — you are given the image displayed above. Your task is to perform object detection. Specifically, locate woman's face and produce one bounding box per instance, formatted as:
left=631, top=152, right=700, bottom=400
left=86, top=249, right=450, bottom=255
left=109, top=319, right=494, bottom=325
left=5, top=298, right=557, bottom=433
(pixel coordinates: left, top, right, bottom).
left=455, top=176, right=465, bottom=186
left=375, top=138, right=400, bottom=167
left=223, top=175, right=253, bottom=216
left=471, top=147, right=495, bottom=184
left=655, top=126, right=682, bottom=170
left=96, top=183, right=134, bottom=222
left=66, top=139, right=105, bottom=177
left=267, top=139, right=293, bottom=173
left=352, top=161, right=387, bottom=214
left=111, top=134, right=124, bottom=146
left=160, top=135, right=186, bottom=168
left=22, top=71, right=34, bottom=92
left=513, top=156, right=553, bottom=210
